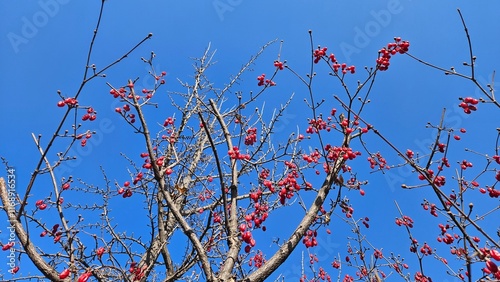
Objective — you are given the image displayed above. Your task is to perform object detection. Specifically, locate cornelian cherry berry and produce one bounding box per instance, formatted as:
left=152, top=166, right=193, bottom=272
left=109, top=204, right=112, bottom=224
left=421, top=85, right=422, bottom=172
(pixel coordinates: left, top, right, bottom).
left=274, top=61, right=284, bottom=70
left=376, top=38, right=409, bottom=71
left=59, top=269, right=71, bottom=279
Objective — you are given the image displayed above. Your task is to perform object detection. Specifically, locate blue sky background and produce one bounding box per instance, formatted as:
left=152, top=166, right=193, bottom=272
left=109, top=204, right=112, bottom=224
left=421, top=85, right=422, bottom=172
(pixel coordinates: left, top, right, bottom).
left=1, top=1, right=500, bottom=281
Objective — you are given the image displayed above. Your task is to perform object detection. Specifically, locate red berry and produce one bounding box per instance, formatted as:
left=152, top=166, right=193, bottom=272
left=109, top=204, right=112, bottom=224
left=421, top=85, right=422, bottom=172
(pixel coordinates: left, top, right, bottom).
left=490, top=249, right=500, bottom=261
left=59, top=269, right=71, bottom=279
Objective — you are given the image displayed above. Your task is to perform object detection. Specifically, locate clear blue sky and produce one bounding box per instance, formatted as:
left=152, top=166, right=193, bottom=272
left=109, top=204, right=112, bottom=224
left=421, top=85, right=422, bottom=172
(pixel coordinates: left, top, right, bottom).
left=1, top=1, right=500, bottom=281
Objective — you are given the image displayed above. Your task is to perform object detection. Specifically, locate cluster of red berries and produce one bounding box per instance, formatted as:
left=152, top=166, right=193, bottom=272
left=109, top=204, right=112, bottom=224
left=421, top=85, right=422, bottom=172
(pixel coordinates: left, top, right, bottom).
left=258, top=168, right=269, bottom=179
left=333, top=62, right=356, bottom=74
left=109, top=87, right=128, bottom=99
left=459, top=97, right=479, bottom=114
left=419, top=243, right=433, bottom=255
left=394, top=215, right=414, bottom=227
left=341, top=274, right=354, bottom=282
left=133, top=172, right=143, bottom=185
left=35, top=199, right=47, bottom=210
left=40, top=224, right=62, bottom=243
left=481, top=186, right=500, bottom=198
left=340, top=202, right=354, bottom=218
left=228, top=146, right=250, bottom=160
left=391, top=263, right=409, bottom=274
left=260, top=170, right=276, bottom=193
left=479, top=249, right=500, bottom=279
left=76, top=131, right=93, bottom=147
left=485, top=259, right=500, bottom=280
left=406, top=149, right=414, bottom=159
left=437, top=143, right=446, bottom=153
left=329, top=52, right=357, bottom=75
left=438, top=157, right=450, bottom=171
left=245, top=127, right=257, bottom=145
left=417, top=169, right=432, bottom=181
left=256, top=74, right=276, bottom=86
left=118, top=181, right=133, bottom=198
left=129, top=262, right=147, bottom=281
left=163, top=116, right=174, bottom=127
left=367, top=152, right=388, bottom=170
left=376, top=37, right=410, bottom=71
left=198, top=188, right=214, bottom=201
left=433, top=175, right=446, bottom=187
left=274, top=60, right=284, bottom=70
left=325, top=145, right=361, bottom=162
left=141, top=88, right=157, bottom=99
left=81, top=107, right=97, bottom=121
left=277, top=169, right=301, bottom=205
left=57, top=97, right=78, bottom=108
left=248, top=251, right=265, bottom=268
left=261, top=180, right=274, bottom=191
left=460, top=159, right=473, bottom=170
left=361, top=217, right=370, bottom=228
left=239, top=224, right=256, bottom=253
left=115, top=103, right=136, bottom=123
left=418, top=169, right=446, bottom=187
left=437, top=232, right=458, bottom=245
left=302, top=229, right=318, bottom=248
left=414, top=272, right=431, bottom=282
left=306, top=117, right=331, bottom=134
left=213, top=212, right=222, bottom=224
left=490, top=154, right=500, bottom=164
left=244, top=200, right=269, bottom=229
left=302, top=150, right=321, bottom=164
left=422, top=202, right=438, bottom=217
left=313, top=47, right=328, bottom=63
left=339, top=117, right=360, bottom=135
left=156, top=71, right=167, bottom=82
left=356, top=267, right=371, bottom=279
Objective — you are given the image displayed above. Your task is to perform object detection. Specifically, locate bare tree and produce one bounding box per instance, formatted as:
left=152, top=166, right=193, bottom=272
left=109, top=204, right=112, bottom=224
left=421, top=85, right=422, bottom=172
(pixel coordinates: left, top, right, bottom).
left=1, top=4, right=499, bottom=282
